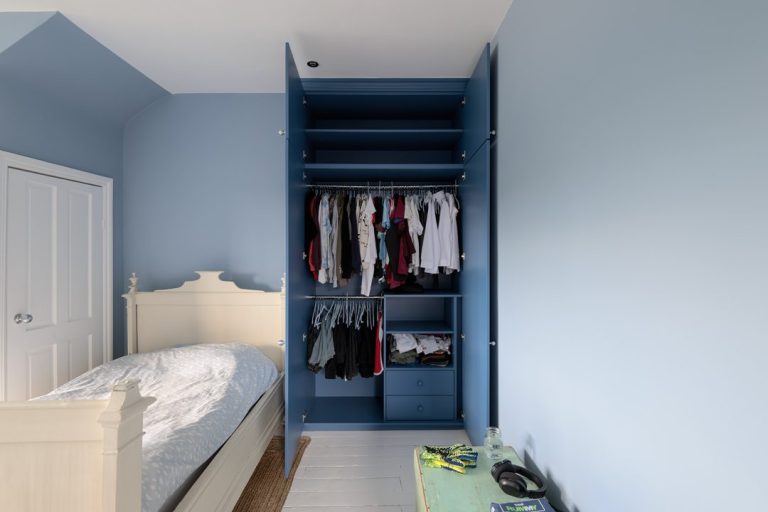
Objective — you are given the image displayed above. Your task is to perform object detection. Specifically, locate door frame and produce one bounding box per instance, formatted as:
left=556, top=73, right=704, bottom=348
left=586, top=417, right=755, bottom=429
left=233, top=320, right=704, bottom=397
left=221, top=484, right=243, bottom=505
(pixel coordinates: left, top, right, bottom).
left=0, top=150, right=113, bottom=401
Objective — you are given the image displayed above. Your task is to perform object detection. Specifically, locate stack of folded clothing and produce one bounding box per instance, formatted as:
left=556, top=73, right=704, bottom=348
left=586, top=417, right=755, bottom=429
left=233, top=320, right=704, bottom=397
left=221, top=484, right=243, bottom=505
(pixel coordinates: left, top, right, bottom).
left=388, top=333, right=452, bottom=366
left=420, top=350, right=451, bottom=367
left=388, top=333, right=418, bottom=365
left=414, top=334, right=451, bottom=367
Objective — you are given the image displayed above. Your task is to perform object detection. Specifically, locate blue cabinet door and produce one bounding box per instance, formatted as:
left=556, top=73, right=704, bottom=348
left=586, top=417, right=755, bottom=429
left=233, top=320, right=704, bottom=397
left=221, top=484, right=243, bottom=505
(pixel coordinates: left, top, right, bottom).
left=460, top=141, right=491, bottom=445
left=459, top=43, right=491, bottom=162
left=284, top=43, right=314, bottom=476
left=458, top=44, right=491, bottom=446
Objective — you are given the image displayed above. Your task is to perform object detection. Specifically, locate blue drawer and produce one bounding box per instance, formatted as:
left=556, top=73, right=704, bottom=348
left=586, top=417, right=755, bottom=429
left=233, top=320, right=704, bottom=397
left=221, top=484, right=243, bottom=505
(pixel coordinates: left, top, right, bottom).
left=386, top=370, right=454, bottom=396
left=386, top=395, right=455, bottom=421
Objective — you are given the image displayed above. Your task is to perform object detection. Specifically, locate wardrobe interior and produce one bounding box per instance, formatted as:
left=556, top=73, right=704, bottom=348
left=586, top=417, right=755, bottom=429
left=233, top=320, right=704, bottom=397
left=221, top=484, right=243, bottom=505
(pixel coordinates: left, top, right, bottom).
left=284, top=43, right=492, bottom=471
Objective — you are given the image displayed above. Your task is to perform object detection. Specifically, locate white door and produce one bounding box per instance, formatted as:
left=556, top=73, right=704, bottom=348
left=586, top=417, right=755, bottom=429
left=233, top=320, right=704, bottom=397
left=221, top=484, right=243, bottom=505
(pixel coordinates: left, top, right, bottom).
left=6, top=168, right=104, bottom=400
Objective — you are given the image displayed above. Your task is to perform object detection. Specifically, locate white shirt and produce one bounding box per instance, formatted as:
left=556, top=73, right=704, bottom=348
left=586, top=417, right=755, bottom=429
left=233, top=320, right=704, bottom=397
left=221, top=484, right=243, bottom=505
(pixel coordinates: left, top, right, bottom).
left=420, top=192, right=440, bottom=274
left=317, top=193, right=332, bottom=284
left=436, top=191, right=460, bottom=274
left=359, top=195, right=377, bottom=295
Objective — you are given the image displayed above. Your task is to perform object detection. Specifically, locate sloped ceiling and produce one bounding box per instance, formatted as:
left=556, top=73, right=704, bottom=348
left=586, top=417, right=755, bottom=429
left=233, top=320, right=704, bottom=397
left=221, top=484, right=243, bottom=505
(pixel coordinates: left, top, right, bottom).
left=0, top=12, right=168, bottom=126
left=0, top=0, right=513, bottom=93
left=0, top=11, right=53, bottom=53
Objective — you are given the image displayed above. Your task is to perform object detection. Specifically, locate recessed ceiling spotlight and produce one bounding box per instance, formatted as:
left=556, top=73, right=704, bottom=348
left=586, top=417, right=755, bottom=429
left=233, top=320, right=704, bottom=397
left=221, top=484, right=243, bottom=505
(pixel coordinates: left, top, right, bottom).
left=307, top=60, right=319, bottom=68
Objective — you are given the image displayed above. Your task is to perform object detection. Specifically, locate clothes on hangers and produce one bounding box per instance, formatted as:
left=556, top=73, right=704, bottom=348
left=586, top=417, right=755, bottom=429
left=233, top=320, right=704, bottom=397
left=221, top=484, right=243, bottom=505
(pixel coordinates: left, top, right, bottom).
left=359, top=195, right=377, bottom=296
left=318, top=193, right=332, bottom=284
left=339, top=195, right=353, bottom=281
left=420, top=192, right=440, bottom=274
left=307, top=298, right=380, bottom=380
left=349, top=195, right=362, bottom=275
left=435, top=191, right=460, bottom=274
left=374, top=308, right=384, bottom=375
left=306, top=193, right=321, bottom=280
left=405, top=195, right=423, bottom=274
left=330, top=195, right=340, bottom=288
left=420, top=191, right=461, bottom=275
left=307, top=321, right=334, bottom=372
left=304, top=187, right=461, bottom=291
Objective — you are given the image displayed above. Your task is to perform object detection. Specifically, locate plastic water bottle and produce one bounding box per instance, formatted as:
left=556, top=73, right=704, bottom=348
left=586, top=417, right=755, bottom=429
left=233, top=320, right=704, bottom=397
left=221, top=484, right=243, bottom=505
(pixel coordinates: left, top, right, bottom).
left=484, top=426, right=504, bottom=460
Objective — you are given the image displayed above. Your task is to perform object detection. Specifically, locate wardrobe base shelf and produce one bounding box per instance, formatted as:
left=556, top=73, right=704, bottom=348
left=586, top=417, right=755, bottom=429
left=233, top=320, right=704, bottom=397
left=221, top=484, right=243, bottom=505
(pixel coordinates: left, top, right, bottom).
left=303, top=420, right=464, bottom=431
left=302, top=396, right=463, bottom=430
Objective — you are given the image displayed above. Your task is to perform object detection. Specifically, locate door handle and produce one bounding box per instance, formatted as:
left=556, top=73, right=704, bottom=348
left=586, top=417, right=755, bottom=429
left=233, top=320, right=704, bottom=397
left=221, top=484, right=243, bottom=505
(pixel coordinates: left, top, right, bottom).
left=14, top=313, right=33, bottom=325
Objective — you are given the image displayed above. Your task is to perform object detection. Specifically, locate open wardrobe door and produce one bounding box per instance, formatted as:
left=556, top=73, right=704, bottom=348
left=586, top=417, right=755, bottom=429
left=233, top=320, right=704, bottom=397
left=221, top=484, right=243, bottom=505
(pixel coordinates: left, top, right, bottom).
left=284, top=43, right=314, bottom=476
left=459, top=44, right=492, bottom=446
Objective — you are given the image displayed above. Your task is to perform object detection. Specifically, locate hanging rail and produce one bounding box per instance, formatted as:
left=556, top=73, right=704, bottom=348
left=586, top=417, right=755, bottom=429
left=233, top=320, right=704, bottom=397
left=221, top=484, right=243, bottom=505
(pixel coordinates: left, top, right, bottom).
left=305, top=295, right=384, bottom=300
left=302, top=183, right=459, bottom=191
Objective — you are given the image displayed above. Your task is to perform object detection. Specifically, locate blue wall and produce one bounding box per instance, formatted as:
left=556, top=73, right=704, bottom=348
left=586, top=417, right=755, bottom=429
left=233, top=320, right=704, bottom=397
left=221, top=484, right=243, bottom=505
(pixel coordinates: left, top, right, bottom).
left=123, top=94, right=285, bottom=294
left=0, top=12, right=53, bottom=53
left=492, top=1, right=768, bottom=511
left=0, top=12, right=167, bottom=357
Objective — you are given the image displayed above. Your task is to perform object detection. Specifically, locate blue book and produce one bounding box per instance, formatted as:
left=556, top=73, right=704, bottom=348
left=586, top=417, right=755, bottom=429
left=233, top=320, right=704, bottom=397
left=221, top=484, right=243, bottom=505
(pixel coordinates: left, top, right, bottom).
left=490, top=498, right=556, bottom=512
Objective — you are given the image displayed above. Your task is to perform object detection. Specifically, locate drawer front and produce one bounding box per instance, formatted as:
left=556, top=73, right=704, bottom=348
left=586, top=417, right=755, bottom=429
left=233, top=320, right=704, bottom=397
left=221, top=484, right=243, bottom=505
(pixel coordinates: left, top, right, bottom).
left=386, top=395, right=455, bottom=421
left=386, top=370, right=454, bottom=396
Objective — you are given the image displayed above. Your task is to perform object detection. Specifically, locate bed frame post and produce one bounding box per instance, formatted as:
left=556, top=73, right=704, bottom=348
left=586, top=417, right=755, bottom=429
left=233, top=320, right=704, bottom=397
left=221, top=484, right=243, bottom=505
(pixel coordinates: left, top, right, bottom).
left=98, top=381, right=155, bottom=512
left=124, top=273, right=138, bottom=355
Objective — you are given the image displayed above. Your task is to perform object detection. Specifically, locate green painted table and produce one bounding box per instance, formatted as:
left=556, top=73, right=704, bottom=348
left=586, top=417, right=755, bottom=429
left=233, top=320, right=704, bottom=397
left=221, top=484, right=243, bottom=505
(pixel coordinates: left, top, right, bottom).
left=414, top=445, right=531, bottom=512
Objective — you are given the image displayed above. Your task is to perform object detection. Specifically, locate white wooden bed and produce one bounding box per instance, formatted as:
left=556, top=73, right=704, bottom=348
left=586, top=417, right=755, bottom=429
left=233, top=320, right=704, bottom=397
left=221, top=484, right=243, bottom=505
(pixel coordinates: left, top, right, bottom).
left=0, top=271, right=286, bottom=512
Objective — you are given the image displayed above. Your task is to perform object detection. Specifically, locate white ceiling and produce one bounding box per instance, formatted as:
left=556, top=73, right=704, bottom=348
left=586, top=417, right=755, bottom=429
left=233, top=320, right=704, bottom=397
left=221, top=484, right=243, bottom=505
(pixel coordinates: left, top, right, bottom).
left=0, top=0, right=513, bottom=93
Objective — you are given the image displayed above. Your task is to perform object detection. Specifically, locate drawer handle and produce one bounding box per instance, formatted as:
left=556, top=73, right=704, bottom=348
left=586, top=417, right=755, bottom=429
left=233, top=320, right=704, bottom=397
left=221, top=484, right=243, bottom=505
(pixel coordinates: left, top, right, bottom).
left=416, top=379, right=424, bottom=387
left=417, top=404, right=424, bottom=413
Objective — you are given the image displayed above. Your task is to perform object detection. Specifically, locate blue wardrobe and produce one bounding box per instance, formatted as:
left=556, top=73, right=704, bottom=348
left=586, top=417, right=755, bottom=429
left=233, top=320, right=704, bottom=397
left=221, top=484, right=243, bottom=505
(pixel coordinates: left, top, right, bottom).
left=283, top=42, right=492, bottom=474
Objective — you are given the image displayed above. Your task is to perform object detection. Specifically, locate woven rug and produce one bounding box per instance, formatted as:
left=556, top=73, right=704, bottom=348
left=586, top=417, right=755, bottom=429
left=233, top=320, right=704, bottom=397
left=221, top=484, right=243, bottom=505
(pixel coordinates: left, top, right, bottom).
left=233, top=435, right=311, bottom=512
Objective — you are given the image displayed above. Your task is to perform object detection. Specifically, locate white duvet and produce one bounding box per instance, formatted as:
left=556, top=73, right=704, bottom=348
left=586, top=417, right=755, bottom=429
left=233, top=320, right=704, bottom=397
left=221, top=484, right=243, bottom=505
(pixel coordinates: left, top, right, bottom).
left=37, top=343, right=279, bottom=512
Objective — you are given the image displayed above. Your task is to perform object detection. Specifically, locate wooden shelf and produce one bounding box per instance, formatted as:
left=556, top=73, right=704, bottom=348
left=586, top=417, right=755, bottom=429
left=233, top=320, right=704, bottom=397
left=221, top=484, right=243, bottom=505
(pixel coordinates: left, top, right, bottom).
left=385, top=292, right=461, bottom=298
left=303, top=163, right=464, bottom=181
left=305, top=129, right=463, bottom=149
left=385, top=363, right=454, bottom=370
left=304, top=397, right=383, bottom=424
left=386, top=320, right=454, bottom=334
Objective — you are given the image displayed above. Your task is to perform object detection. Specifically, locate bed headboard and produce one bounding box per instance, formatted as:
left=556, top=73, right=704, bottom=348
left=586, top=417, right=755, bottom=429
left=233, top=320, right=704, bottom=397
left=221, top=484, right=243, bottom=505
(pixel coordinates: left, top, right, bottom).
left=122, top=271, right=285, bottom=371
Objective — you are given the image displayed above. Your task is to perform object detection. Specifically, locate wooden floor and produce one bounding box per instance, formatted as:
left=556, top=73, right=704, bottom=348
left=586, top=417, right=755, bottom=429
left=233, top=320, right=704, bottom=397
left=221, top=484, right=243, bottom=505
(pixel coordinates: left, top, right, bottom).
left=282, top=430, right=470, bottom=512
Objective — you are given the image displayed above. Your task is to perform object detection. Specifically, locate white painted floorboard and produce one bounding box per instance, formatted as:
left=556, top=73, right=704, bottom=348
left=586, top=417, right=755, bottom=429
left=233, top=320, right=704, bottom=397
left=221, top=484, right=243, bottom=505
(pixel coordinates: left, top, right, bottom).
left=283, top=430, right=470, bottom=511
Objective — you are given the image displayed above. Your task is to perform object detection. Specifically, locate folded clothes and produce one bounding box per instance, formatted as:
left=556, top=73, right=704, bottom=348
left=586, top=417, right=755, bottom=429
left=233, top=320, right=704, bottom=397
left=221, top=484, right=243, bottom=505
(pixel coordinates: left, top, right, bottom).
left=388, top=334, right=452, bottom=366
left=415, top=334, right=451, bottom=355
left=390, top=349, right=418, bottom=365
left=392, top=333, right=418, bottom=353
left=420, top=350, right=451, bottom=367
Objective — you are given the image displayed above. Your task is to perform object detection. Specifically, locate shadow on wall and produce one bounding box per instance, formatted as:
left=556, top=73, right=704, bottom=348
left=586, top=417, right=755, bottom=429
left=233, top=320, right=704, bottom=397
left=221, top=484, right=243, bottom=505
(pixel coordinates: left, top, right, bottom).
left=522, top=434, right=580, bottom=512
left=230, top=272, right=283, bottom=292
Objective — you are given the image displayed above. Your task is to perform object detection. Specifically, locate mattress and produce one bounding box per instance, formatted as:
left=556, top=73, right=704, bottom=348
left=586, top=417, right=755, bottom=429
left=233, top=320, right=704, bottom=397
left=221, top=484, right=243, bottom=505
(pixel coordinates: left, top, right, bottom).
left=37, top=343, right=279, bottom=512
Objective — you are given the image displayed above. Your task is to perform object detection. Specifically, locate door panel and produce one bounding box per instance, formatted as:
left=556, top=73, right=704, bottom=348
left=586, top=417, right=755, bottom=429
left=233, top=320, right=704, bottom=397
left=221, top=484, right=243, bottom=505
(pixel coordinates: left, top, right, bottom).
left=68, top=335, right=93, bottom=379
left=459, top=43, right=491, bottom=162
left=67, top=188, right=94, bottom=322
left=26, top=345, right=56, bottom=399
left=26, top=181, right=57, bottom=329
left=284, top=42, right=315, bottom=475
left=459, top=141, right=491, bottom=445
left=6, top=168, right=104, bottom=400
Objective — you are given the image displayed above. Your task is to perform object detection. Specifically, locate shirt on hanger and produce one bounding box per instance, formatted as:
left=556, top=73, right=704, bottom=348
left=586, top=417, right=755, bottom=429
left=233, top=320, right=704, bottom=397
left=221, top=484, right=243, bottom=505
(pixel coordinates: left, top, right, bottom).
left=318, top=193, right=333, bottom=283
left=359, top=195, right=377, bottom=296
left=420, top=192, right=440, bottom=274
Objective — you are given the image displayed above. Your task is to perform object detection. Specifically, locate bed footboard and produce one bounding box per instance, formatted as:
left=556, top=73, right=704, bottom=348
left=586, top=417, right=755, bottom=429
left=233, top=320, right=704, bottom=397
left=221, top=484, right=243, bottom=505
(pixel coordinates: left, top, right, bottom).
left=0, top=381, right=154, bottom=512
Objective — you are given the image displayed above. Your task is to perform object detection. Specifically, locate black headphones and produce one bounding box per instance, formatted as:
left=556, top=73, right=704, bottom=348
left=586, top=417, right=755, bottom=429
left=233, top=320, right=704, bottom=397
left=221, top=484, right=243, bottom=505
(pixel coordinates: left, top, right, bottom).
left=491, top=460, right=547, bottom=499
